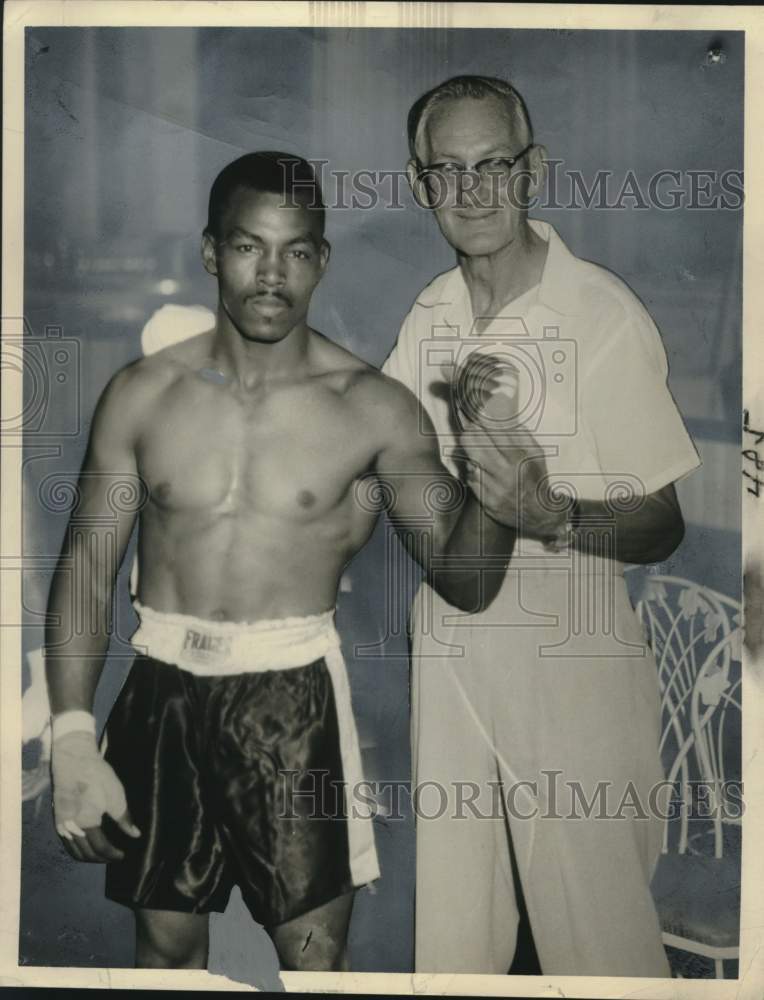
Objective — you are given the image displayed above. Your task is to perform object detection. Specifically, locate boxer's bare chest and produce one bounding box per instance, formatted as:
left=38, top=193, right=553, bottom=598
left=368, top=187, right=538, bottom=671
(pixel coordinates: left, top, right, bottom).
left=136, top=368, right=378, bottom=524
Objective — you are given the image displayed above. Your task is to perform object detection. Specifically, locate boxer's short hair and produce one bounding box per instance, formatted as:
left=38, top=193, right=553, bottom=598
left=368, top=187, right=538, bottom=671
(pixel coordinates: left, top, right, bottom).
left=206, top=151, right=325, bottom=237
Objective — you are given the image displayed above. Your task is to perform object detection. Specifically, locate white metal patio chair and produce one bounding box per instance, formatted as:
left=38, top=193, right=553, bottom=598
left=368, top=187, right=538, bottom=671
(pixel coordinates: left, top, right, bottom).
left=633, top=572, right=742, bottom=978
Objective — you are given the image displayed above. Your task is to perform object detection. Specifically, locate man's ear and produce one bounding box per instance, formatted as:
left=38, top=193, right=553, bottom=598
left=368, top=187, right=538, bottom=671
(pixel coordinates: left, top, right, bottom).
left=319, top=239, right=331, bottom=274
left=406, top=158, right=431, bottom=209
left=527, top=144, right=548, bottom=200
left=201, top=232, right=218, bottom=276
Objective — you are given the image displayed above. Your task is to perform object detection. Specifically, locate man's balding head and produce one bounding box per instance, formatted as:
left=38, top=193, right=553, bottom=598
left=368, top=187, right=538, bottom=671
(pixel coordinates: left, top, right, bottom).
left=407, top=75, right=533, bottom=164
left=404, top=75, right=545, bottom=260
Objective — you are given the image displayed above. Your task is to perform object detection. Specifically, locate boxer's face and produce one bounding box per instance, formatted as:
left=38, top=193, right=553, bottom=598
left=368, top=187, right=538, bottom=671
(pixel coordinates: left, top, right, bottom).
left=412, top=95, right=542, bottom=259
left=203, top=187, right=328, bottom=343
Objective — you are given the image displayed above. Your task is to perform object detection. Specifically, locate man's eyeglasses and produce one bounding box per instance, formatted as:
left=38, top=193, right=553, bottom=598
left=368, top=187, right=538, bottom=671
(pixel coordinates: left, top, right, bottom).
left=416, top=142, right=535, bottom=184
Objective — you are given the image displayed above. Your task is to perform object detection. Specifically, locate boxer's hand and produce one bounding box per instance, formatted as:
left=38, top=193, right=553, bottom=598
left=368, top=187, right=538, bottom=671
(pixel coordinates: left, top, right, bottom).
left=456, top=421, right=566, bottom=540
left=51, top=730, right=140, bottom=862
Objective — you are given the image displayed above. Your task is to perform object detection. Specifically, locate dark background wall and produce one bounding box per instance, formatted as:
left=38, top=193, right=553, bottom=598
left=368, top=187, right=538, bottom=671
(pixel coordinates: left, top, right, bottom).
left=20, top=27, right=742, bottom=976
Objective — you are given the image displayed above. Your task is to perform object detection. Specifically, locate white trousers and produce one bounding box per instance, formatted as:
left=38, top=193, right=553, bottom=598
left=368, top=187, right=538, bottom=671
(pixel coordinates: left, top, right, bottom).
left=410, top=567, right=671, bottom=977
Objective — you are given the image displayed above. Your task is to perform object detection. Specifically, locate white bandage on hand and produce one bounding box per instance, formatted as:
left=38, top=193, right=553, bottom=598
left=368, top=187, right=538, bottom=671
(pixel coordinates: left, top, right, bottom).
left=51, top=709, right=96, bottom=742
left=50, top=727, right=128, bottom=838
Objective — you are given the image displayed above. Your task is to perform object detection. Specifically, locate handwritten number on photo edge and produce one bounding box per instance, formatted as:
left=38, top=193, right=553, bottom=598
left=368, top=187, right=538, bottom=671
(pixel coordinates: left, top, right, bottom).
left=741, top=409, right=764, bottom=496
left=743, top=409, right=764, bottom=446
left=742, top=468, right=763, bottom=498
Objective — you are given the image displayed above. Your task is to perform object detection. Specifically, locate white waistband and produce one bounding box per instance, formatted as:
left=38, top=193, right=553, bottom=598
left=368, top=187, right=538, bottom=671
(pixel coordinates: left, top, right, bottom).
left=130, top=600, right=342, bottom=676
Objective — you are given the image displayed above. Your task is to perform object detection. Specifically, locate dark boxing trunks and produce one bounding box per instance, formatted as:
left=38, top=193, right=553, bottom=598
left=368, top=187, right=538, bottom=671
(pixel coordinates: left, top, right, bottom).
left=102, top=653, right=373, bottom=927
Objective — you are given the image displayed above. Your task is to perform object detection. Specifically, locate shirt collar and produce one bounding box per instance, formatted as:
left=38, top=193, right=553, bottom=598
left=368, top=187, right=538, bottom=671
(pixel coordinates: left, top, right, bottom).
left=415, top=219, right=584, bottom=318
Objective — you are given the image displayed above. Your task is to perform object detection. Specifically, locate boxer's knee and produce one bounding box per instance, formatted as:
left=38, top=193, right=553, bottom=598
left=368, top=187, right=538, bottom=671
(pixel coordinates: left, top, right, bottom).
left=134, top=908, right=209, bottom=969
left=271, top=891, right=353, bottom=971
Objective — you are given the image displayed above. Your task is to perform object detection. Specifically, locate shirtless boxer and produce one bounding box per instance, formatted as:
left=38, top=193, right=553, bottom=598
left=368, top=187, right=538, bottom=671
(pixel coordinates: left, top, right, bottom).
left=45, top=152, right=520, bottom=971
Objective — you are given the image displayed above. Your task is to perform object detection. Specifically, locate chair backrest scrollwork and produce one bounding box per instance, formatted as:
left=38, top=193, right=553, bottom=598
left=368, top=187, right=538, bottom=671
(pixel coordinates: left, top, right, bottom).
left=633, top=573, right=742, bottom=858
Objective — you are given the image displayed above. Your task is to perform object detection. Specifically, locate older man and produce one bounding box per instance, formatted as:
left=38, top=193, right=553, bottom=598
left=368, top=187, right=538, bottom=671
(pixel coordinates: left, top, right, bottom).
left=381, top=76, right=700, bottom=976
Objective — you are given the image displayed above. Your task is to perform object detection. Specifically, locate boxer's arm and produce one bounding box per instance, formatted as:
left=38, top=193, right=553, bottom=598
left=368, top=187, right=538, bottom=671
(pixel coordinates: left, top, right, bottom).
left=45, top=367, right=144, bottom=714
left=372, top=376, right=516, bottom=612
left=45, top=367, right=146, bottom=860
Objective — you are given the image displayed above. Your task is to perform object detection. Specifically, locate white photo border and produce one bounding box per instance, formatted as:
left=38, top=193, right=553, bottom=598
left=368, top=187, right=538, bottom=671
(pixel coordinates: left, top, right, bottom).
left=2, top=3, right=763, bottom=997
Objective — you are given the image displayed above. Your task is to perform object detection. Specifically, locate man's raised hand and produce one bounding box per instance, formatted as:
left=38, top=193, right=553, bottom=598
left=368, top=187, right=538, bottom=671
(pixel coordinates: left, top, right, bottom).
left=448, top=353, right=565, bottom=540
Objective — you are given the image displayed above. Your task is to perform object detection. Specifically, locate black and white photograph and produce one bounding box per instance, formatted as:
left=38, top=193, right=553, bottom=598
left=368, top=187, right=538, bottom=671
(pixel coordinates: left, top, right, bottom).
left=2, top=2, right=763, bottom=996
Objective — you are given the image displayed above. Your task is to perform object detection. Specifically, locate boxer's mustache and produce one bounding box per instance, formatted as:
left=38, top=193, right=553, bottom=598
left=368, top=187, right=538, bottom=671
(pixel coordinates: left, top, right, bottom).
left=248, top=291, right=292, bottom=307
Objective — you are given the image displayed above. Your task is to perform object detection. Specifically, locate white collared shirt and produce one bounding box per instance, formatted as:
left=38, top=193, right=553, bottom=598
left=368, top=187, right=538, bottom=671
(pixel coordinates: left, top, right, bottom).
left=382, top=219, right=701, bottom=555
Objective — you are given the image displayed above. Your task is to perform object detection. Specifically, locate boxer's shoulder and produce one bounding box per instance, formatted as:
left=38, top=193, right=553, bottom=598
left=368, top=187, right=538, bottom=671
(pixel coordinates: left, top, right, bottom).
left=128, top=332, right=214, bottom=381
left=141, top=329, right=216, bottom=372
left=305, top=331, right=415, bottom=434
left=104, top=333, right=213, bottom=413
left=308, top=329, right=374, bottom=391
left=345, top=362, right=422, bottom=437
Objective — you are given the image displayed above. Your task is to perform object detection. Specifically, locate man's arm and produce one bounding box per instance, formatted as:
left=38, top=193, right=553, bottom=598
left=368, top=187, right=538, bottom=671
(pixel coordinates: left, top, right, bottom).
left=459, top=421, right=685, bottom=564
left=570, top=484, right=684, bottom=564
left=568, top=305, right=695, bottom=563
left=370, top=376, right=517, bottom=612
left=45, top=366, right=146, bottom=860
